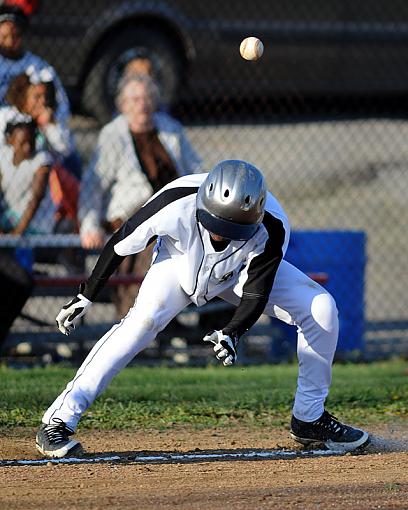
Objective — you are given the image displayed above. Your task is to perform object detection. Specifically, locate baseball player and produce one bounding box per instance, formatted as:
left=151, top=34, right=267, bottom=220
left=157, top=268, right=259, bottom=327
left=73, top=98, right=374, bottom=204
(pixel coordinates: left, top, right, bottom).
left=36, top=160, right=369, bottom=458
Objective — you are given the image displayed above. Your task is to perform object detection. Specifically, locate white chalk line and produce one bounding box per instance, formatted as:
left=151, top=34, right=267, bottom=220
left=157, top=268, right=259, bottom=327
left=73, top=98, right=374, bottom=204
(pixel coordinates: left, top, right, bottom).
left=0, top=448, right=345, bottom=467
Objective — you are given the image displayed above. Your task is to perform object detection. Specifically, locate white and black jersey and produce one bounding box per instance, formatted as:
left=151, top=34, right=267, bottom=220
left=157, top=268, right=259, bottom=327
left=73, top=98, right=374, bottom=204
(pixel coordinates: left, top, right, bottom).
left=82, top=174, right=290, bottom=338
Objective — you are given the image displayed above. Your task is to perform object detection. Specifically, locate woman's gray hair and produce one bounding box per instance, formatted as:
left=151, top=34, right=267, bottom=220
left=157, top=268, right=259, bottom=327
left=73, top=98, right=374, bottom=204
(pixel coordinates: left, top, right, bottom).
left=115, top=73, right=160, bottom=112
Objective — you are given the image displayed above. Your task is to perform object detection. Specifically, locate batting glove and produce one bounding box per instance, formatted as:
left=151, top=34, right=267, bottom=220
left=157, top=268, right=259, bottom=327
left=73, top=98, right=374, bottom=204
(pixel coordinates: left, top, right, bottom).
left=203, top=330, right=238, bottom=366
left=56, top=288, right=92, bottom=336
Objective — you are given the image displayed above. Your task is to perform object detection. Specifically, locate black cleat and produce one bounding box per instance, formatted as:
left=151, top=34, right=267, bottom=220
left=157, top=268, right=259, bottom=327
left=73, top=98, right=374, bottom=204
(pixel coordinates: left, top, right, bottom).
left=290, top=410, right=370, bottom=452
left=36, top=418, right=83, bottom=458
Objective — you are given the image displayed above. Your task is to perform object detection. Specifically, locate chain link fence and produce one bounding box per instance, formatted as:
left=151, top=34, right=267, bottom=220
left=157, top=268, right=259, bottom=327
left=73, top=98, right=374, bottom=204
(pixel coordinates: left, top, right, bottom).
left=1, top=1, right=407, bottom=362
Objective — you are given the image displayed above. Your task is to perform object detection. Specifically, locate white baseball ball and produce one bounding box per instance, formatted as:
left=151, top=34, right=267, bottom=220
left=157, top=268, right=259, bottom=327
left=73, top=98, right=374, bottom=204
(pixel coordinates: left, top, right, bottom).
left=239, top=37, right=264, bottom=61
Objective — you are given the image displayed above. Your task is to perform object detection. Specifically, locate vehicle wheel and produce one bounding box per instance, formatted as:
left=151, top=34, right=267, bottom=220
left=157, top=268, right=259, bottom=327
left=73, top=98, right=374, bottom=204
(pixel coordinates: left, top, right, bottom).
left=81, top=27, right=184, bottom=124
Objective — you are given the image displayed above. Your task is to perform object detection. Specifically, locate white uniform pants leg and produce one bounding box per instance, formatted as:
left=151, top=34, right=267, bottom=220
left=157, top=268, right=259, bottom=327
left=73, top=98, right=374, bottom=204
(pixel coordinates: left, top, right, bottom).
left=220, top=260, right=339, bottom=422
left=42, top=255, right=191, bottom=430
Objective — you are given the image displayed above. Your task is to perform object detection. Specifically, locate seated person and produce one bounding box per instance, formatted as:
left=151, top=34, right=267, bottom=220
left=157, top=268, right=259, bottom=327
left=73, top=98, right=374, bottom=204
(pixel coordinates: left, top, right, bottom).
left=121, top=54, right=169, bottom=113
left=123, top=56, right=154, bottom=79
left=79, top=73, right=202, bottom=315
left=0, top=117, right=54, bottom=235
left=1, top=71, right=81, bottom=228
left=0, top=4, right=70, bottom=123
left=0, top=115, right=49, bottom=355
left=0, top=104, right=31, bottom=143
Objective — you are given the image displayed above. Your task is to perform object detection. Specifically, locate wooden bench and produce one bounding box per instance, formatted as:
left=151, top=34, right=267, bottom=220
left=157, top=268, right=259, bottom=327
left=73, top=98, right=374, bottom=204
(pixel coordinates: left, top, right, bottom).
left=31, top=274, right=144, bottom=297
left=3, top=235, right=329, bottom=363
left=0, top=234, right=329, bottom=294
left=32, top=272, right=328, bottom=296
left=24, top=270, right=328, bottom=327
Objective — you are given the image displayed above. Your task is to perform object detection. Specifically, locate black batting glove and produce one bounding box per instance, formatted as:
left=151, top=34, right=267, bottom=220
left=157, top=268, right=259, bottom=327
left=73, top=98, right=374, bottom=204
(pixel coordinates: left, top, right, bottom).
left=56, top=285, right=92, bottom=335
left=203, top=330, right=238, bottom=366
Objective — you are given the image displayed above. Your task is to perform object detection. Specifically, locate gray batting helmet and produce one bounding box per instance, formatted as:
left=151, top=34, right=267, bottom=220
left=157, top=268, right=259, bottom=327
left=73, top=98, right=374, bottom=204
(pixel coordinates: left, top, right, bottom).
left=196, top=160, right=266, bottom=240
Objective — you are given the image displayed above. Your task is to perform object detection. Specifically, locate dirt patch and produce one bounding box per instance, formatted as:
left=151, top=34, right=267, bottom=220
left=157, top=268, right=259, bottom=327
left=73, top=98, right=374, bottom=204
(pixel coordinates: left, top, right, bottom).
left=0, top=424, right=407, bottom=509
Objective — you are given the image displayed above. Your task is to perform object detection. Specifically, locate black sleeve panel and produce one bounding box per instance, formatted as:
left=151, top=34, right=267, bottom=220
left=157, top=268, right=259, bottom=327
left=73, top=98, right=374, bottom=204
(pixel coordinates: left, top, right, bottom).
left=221, top=212, right=285, bottom=338
left=82, top=231, right=125, bottom=301
left=82, top=186, right=199, bottom=301
left=122, top=186, right=199, bottom=238
left=222, top=296, right=268, bottom=338
left=242, top=212, right=285, bottom=298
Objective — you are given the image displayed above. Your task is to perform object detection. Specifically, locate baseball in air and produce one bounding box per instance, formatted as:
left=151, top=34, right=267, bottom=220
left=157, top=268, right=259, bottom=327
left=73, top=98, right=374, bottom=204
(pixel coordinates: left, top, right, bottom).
left=239, top=37, right=264, bottom=61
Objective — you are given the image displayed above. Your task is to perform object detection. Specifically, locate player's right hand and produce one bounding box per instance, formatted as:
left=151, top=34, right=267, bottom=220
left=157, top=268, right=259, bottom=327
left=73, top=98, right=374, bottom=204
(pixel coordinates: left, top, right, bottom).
left=56, top=290, right=92, bottom=335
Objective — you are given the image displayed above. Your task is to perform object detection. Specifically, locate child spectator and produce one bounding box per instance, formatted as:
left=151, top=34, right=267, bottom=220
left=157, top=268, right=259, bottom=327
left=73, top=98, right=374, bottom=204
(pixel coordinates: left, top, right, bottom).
left=0, top=4, right=70, bottom=123
left=3, top=70, right=79, bottom=173
left=0, top=118, right=54, bottom=234
left=0, top=104, right=31, bottom=143
left=1, top=71, right=81, bottom=228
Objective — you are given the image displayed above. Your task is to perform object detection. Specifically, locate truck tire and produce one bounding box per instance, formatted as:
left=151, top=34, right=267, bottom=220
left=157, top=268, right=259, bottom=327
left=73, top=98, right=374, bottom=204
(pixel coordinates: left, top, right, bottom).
left=82, top=27, right=183, bottom=124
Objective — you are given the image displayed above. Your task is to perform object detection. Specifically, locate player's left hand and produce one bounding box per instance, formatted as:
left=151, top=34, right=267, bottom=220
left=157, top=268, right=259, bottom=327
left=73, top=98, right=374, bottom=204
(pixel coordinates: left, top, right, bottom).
left=203, top=330, right=238, bottom=366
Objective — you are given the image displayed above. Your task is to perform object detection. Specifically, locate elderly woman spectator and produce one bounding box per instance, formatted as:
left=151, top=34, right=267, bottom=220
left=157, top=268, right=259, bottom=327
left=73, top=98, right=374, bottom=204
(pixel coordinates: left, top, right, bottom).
left=79, top=73, right=202, bottom=315
left=121, top=55, right=171, bottom=114
left=0, top=4, right=70, bottom=123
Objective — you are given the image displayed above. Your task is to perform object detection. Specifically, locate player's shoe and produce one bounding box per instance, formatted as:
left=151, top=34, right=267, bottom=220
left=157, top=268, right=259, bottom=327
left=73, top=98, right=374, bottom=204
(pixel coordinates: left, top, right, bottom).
left=36, top=418, right=83, bottom=458
left=290, top=410, right=370, bottom=452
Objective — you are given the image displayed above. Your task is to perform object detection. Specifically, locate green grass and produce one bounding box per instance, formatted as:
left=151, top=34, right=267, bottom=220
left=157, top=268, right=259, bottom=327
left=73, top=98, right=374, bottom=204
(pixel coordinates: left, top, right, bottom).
left=0, top=360, right=407, bottom=430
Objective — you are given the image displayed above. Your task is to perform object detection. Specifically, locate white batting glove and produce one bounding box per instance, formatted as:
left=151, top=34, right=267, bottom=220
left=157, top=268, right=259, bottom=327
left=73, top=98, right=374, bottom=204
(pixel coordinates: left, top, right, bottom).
left=56, top=292, right=92, bottom=335
left=203, top=330, right=238, bottom=366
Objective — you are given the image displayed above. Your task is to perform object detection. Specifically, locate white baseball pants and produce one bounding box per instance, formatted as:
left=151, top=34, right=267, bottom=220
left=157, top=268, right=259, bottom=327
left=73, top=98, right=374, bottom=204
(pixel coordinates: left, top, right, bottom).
left=43, top=256, right=338, bottom=429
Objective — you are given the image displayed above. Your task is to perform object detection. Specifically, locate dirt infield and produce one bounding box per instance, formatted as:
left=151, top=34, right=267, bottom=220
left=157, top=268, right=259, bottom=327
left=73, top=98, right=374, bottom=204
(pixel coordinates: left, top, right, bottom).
left=1, top=424, right=407, bottom=509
